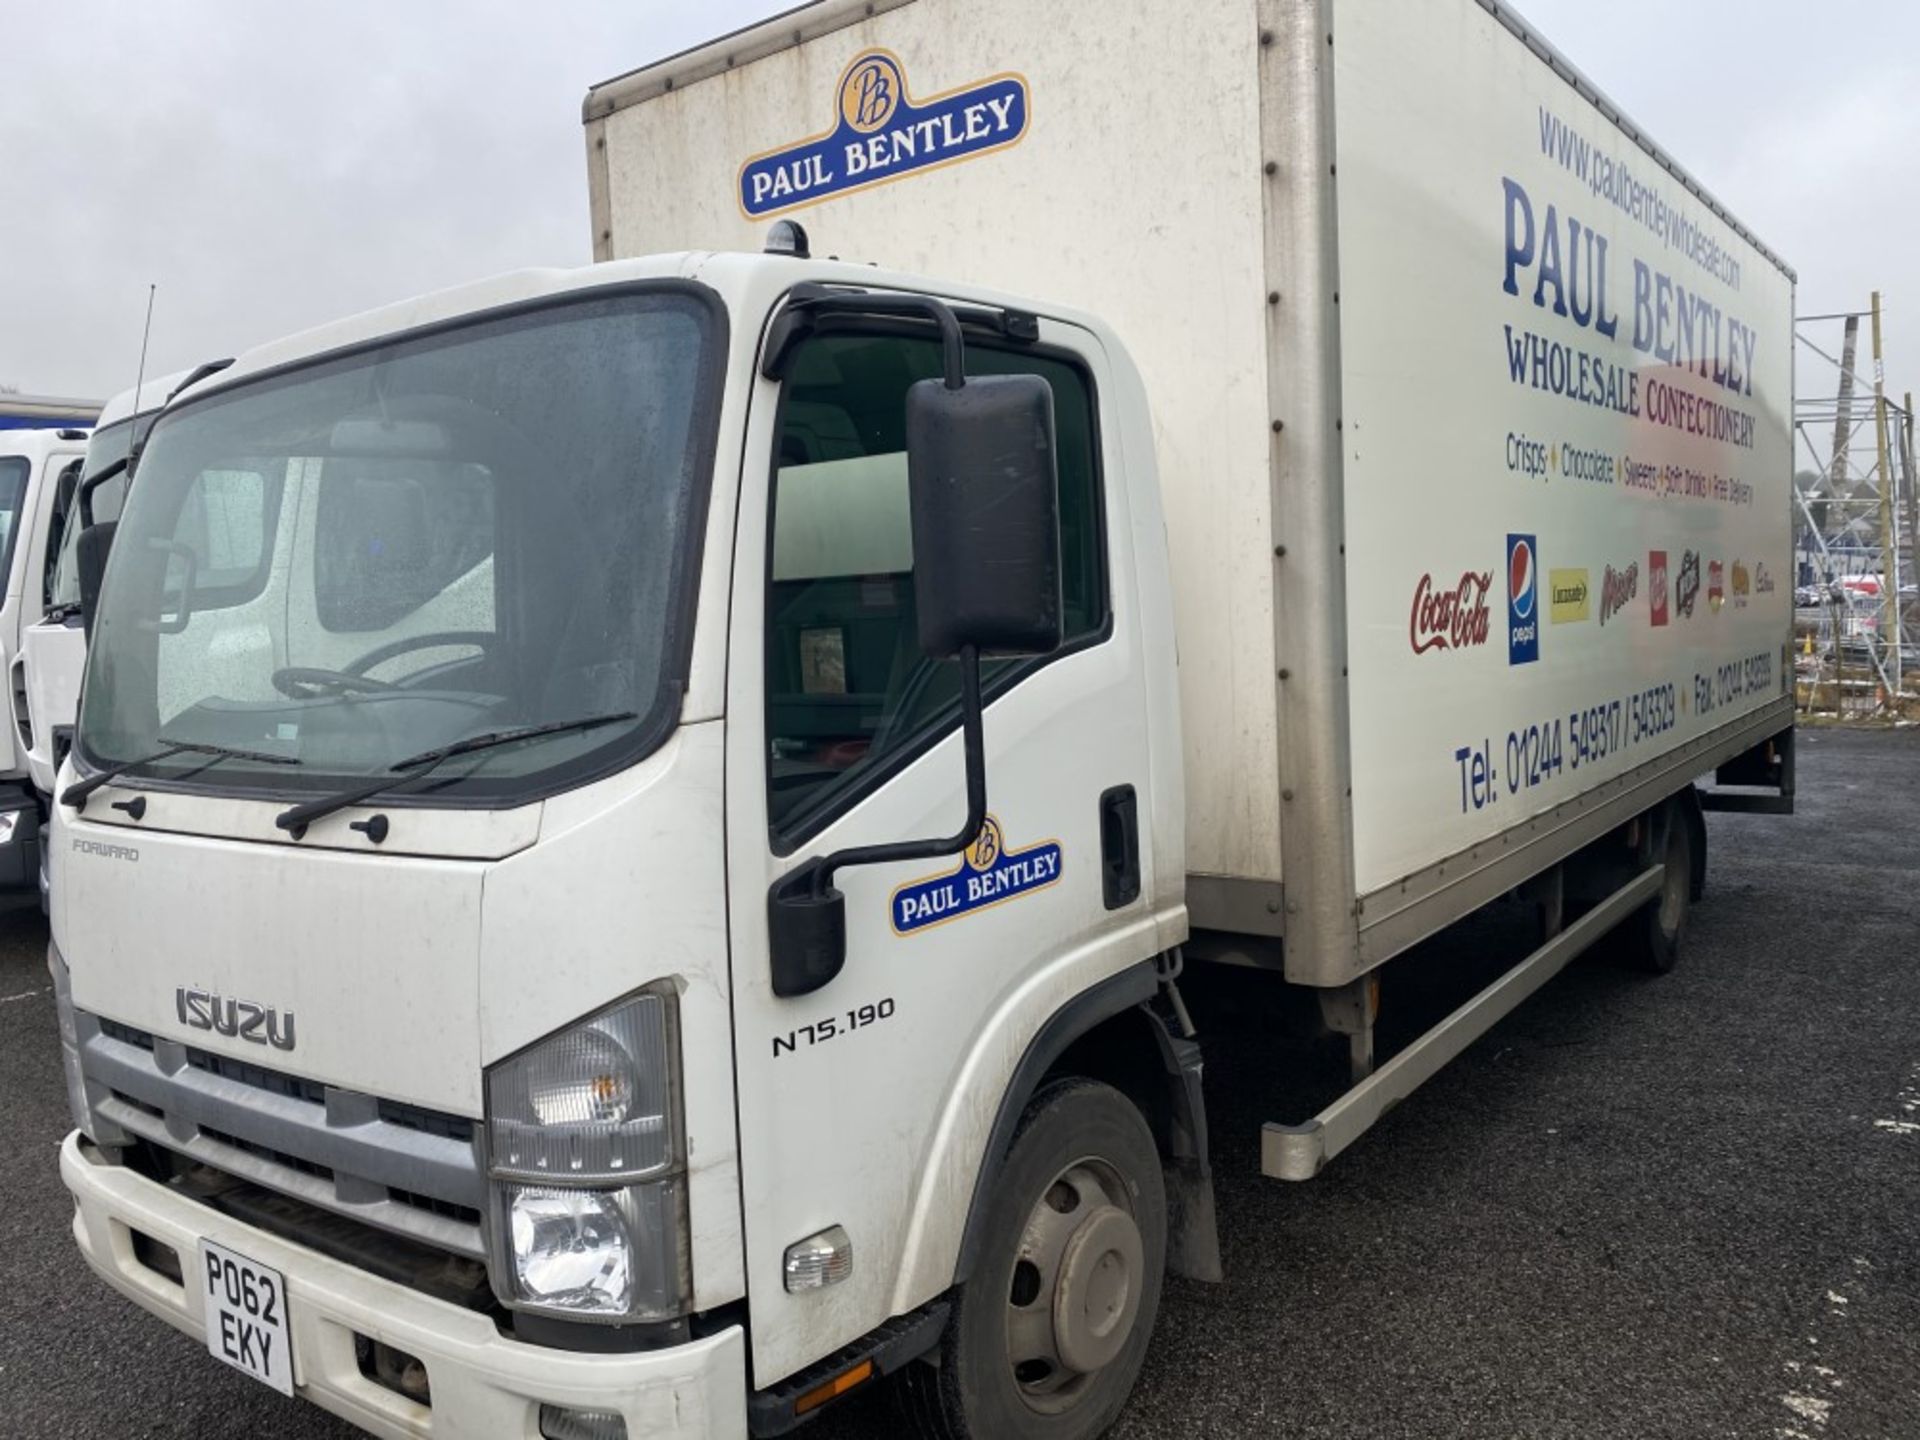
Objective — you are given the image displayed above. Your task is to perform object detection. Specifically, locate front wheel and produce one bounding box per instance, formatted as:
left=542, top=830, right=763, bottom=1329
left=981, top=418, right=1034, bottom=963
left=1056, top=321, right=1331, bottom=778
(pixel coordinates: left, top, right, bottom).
left=900, top=1079, right=1167, bottom=1440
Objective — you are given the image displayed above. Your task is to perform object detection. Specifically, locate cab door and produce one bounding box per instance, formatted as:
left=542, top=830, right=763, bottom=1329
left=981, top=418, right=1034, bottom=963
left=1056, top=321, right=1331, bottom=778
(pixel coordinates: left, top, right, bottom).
left=722, top=301, right=1159, bottom=1384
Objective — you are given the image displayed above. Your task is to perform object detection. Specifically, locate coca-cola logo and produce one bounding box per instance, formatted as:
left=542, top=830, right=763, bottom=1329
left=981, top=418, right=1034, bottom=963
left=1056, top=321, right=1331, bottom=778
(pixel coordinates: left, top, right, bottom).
left=1599, top=561, right=1639, bottom=625
left=1410, top=570, right=1494, bottom=654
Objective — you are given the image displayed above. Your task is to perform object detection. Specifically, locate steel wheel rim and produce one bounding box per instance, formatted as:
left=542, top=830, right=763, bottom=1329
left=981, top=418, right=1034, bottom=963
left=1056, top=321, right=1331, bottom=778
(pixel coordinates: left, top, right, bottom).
left=1004, top=1154, right=1143, bottom=1416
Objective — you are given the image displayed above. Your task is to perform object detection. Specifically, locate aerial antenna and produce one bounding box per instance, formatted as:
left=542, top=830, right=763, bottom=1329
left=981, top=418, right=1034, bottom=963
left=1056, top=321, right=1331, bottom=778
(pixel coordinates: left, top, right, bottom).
left=127, top=283, right=156, bottom=478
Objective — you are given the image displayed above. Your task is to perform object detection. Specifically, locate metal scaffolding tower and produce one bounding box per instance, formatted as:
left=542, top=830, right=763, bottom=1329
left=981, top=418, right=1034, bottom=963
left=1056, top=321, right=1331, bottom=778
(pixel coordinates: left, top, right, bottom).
left=1793, top=297, right=1916, bottom=715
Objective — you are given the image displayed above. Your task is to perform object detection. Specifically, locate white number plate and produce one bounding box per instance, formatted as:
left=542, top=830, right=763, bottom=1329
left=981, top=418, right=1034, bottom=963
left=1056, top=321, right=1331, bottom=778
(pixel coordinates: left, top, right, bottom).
left=198, top=1239, right=294, bottom=1397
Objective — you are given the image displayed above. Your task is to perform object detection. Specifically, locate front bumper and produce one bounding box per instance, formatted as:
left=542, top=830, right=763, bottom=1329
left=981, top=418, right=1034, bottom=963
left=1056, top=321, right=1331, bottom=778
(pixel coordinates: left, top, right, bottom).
left=61, top=1133, right=749, bottom=1439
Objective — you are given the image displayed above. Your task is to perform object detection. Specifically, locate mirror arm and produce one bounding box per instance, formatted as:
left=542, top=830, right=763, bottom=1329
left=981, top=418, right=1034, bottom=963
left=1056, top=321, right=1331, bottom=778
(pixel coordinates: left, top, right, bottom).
left=809, top=645, right=986, bottom=898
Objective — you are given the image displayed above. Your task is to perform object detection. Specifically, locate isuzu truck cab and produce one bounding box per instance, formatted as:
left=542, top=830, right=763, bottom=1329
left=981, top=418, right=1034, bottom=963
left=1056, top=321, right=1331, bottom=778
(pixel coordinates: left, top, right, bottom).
left=53, top=250, right=1191, bottom=1439
left=51, top=2, right=1796, bottom=1437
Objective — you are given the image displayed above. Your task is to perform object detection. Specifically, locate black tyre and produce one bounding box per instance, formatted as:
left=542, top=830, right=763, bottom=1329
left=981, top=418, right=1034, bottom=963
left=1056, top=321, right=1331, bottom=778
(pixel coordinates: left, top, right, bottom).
left=899, top=1078, right=1167, bottom=1440
left=1615, top=798, right=1692, bottom=974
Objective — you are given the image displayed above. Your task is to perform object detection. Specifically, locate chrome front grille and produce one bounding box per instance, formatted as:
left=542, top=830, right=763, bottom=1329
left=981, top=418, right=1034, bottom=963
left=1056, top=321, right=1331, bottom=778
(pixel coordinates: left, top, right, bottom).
left=78, top=1013, right=486, bottom=1259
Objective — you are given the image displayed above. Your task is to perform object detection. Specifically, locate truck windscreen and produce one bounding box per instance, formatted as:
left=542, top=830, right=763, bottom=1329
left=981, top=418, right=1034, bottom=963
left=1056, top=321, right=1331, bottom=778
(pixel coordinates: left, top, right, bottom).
left=75, top=286, right=723, bottom=806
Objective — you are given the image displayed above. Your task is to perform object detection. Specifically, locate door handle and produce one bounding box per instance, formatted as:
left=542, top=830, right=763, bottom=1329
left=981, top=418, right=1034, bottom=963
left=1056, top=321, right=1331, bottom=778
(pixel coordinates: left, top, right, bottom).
left=1099, top=785, right=1140, bottom=910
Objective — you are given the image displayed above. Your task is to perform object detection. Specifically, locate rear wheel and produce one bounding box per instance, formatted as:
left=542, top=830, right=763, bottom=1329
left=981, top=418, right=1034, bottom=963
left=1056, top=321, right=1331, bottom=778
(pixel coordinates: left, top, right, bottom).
left=899, top=1078, right=1166, bottom=1440
left=1615, top=798, right=1692, bottom=974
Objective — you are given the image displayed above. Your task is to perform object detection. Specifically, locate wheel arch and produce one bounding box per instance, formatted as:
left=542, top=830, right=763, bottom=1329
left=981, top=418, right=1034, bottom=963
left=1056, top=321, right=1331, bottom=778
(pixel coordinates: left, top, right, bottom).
left=952, top=957, right=1221, bottom=1288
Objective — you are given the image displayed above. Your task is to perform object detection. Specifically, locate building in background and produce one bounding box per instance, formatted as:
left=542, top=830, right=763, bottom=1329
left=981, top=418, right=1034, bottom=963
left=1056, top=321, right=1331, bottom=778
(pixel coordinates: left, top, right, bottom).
left=0, top=394, right=101, bottom=431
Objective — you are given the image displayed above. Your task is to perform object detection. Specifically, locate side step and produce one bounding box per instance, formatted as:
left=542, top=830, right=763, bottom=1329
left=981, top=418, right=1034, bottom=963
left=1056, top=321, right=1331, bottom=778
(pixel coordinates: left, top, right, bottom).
left=1261, top=863, right=1665, bottom=1181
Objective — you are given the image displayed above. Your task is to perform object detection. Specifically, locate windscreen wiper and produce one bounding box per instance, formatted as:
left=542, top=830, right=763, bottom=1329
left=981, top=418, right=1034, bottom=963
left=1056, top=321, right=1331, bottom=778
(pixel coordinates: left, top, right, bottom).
left=275, top=711, right=637, bottom=835
left=63, top=737, right=301, bottom=808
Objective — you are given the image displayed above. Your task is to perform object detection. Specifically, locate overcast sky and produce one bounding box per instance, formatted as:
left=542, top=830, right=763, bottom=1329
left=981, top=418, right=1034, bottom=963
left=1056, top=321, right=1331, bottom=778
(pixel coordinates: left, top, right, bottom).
left=2, top=1, right=1913, bottom=407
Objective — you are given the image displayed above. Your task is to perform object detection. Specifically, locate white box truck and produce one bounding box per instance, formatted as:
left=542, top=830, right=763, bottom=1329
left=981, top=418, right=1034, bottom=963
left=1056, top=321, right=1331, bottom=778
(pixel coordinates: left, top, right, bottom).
left=51, top=1, right=1794, bottom=1436
left=0, top=425, right=94, bottom=889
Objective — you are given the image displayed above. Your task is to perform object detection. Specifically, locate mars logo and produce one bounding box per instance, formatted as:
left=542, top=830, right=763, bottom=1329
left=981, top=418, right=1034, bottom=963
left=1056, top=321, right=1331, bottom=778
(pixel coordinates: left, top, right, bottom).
left=1648, top=550, right=1670, bottom=626
left=1506, top=534, right=1539, bottom=664
left=1676, top=549, right=1702, bottom=617
left=739, top=50, right=1030, bottom=217
left=1599, top=560, right=1639, bottom=625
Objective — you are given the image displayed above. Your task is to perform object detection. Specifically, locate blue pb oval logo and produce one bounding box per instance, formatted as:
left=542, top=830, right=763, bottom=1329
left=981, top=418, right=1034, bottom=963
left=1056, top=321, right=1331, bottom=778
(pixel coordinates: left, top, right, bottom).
left=840, top=53, right=904, bottom=133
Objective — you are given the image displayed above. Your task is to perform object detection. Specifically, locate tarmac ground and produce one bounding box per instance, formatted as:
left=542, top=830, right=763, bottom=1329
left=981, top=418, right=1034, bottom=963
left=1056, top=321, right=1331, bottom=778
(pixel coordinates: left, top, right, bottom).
left=2, top=725, right=1914, bottom=1438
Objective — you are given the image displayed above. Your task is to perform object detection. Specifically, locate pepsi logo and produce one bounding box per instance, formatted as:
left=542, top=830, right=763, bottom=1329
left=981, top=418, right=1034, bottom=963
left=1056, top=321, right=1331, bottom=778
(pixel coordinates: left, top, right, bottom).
left=1509, top=539, right=1536, bottom=619
left=1505, top=533, right=1541, bottom=665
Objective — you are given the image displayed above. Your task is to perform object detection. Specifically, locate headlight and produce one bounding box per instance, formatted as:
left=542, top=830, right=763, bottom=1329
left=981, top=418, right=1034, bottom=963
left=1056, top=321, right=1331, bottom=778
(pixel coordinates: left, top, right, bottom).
left=485, top=986, right=688, bottom=1323
left=509, top=1188, right=635, bottom=1312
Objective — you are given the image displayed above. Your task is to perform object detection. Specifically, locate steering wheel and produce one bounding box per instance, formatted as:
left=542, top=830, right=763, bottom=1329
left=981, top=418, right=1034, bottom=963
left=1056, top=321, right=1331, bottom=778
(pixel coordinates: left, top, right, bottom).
left=345, top=631, right=498, bottom=677
left=270, top=633, right=499, bottom=700
left=270, top=666, right=406, bottom=700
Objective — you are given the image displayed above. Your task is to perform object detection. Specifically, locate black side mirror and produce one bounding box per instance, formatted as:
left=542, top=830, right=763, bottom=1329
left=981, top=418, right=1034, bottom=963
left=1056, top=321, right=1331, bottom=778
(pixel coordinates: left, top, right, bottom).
left=53, top=465, right=79, bottom=529
left=44, top=467, right=81, bottom=610
left=767, top=294, right=1064, bottom=998
left=905, top=373, right=1063, bottom=660
left=76, top=522, right=117, bottom=641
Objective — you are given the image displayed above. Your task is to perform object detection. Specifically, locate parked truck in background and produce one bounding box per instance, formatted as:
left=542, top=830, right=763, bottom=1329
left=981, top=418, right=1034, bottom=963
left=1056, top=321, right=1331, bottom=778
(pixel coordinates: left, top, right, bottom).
left=0, top=426, right=93, bottom=892
left=21, top=367, right=226, bottom=906
left=50, top=2, right=1795, bottom=1437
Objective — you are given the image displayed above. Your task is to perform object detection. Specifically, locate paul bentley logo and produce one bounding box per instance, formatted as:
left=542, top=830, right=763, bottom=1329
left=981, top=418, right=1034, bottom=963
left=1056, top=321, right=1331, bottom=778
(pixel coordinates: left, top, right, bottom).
left=1708, top=559, right=1725, bottom=612
left=1648, top=550, right=1670, bottom=626
left=1549, top=567, right=1590, bottom=624
left=1599, top=560, right=1639, bottom=625
left=891, top=816, right=1062, bottom=935
left=1507, top=534, right=1539, bottom=664
left=1676, top=548, right=1702, bottom=618
left=739, top=50, right=1030, bottom=218
left=1409, top=569, right=1494, bottom=654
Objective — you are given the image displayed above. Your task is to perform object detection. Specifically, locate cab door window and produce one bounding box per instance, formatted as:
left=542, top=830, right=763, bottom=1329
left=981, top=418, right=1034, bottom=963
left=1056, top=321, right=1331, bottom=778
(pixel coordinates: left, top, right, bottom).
left=765, top=329, right=1107, bottom=845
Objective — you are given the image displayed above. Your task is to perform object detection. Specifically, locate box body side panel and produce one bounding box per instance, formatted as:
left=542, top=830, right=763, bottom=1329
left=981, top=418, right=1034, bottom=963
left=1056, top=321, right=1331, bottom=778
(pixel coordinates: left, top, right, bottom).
left=1330, top=0, right=1794, bottom=900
